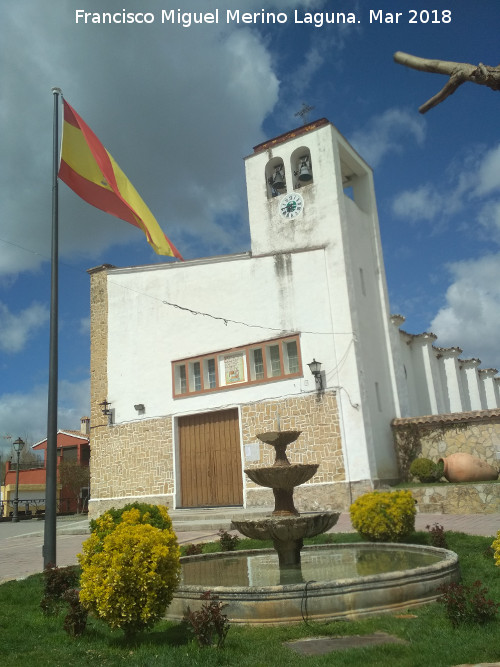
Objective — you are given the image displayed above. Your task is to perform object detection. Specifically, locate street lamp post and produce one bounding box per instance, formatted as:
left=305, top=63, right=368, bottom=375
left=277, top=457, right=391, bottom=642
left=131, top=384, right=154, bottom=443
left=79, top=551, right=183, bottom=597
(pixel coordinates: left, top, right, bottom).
left=12, top=437, right=25, bottom=523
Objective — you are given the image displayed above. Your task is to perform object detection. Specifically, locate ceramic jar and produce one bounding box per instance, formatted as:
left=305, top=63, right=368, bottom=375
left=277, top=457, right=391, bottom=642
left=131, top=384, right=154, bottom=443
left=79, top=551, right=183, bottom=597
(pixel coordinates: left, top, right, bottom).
left=439, top=452, right=499, bottom=483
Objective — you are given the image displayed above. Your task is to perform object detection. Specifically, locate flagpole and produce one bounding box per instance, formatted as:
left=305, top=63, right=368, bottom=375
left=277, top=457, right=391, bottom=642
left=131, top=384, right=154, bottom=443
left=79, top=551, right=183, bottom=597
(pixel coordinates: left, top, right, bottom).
left=44, top=87, right=61, bottom=568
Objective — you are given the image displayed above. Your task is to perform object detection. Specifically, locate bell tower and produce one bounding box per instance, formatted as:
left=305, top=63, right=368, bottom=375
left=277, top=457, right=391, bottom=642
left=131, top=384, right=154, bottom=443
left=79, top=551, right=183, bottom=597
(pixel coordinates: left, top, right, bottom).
left=244, top=118, right=401, bottom=483
left=244, top=118, right=377, bottom=256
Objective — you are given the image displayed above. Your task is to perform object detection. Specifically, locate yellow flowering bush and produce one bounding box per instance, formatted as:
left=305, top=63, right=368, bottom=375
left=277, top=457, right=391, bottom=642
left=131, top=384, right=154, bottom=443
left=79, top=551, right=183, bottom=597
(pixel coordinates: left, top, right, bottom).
left=491, top=531, right=500, bottom=567
left=89, top=502, right=173, bottom=542
left=349, top=490, right=416, bottom=542
left=78, top=521, right=180, bottom=637
left=83, top=503, right=174, bottom=564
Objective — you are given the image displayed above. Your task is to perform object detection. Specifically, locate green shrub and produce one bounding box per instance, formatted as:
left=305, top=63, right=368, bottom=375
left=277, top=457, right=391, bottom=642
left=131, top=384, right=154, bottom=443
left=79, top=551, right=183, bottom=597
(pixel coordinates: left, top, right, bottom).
left=409, top=457, right=444, bottom=483
left=217, top=529, right=240, bottom=551
left=438, top=580, right=499, bottom=627
left=183, top=591, right=230, bottom=648
left=349, top=490, right=416, bottom=542
left=79, top=521, right=180, bottom=638
left=185, top=543, right=203, bottom=556
left=62, top=588, right=88, bottom=637
left=426, top=522, right=448, bottom=549
left=40, top=564, right=80, bottom=616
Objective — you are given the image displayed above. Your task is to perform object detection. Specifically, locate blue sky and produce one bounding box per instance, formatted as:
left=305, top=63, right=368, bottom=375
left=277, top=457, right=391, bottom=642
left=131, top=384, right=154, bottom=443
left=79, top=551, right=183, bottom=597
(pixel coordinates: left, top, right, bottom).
left=1, top=0, right=499, bottom=452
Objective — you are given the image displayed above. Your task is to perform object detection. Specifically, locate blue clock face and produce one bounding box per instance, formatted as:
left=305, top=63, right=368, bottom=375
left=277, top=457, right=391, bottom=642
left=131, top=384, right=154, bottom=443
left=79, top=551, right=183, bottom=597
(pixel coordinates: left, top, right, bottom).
left=279, top=192, right=304, bottom=219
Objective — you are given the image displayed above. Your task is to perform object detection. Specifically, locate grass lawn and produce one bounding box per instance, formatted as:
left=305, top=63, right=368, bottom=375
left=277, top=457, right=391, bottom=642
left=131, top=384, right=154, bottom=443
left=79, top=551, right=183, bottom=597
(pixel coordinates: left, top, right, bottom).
left=1, top=531, right=499, bottom=666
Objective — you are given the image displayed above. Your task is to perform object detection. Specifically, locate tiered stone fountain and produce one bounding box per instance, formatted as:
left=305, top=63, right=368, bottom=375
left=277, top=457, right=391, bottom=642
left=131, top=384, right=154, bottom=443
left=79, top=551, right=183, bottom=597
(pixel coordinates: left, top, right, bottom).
left=167, top=427, right=460, bottom=624
left=231, top=430, right=339, bottom=579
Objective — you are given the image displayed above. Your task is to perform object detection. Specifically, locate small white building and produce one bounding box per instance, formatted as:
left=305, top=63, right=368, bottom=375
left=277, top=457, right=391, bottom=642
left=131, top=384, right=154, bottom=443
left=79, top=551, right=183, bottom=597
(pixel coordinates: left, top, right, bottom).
left=88, top=118, right=499, bottom=517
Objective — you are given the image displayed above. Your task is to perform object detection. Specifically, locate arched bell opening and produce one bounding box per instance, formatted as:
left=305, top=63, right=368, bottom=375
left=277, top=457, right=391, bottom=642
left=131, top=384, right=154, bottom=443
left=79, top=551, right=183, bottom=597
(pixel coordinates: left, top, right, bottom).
left=291, top=147, right=313, bottom=189
left=265, top=157, right=287, bottom=199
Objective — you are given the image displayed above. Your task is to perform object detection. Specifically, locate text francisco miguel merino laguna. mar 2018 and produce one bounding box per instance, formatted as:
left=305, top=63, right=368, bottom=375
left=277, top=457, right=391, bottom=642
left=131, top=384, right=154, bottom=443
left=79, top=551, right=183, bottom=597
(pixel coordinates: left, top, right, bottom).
left=74, top=8, right=453, bottom=28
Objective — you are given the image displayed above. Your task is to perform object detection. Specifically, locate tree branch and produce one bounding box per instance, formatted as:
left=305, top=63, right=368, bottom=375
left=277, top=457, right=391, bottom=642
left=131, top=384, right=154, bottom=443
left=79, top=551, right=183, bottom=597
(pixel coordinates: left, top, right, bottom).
left=394, top=51, right=500, bottom=113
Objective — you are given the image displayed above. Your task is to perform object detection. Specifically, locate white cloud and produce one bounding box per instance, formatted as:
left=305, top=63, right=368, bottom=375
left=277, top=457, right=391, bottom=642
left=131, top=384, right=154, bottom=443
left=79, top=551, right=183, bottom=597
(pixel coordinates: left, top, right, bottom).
left=392, top=142, right=500, bottom=228
left=0, top=0, right=292, bottom=276
left=293, top=44, right=326, bottom=92
left=430, top=254, right=500, bottom=369
left=474, top=143, right=500, bottom=197
left=392, top=184, right=447, bottom=222
left=477, top=199, right=500, bottom=243
left=79, top=316, right=90, bottom=335
left=0, top=378, right=90, bottom=454
left=0, top=242, right=47, bottom=278
left=349, top=108, right=426, bottom=168
left=0, top=301, right=49, bottom=353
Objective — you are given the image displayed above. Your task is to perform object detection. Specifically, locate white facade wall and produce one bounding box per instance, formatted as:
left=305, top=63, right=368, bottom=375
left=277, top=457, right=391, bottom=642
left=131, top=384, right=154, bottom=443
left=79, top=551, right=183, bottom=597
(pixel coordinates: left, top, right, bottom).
left=460, top=360, right=482, bottom=411
left=479, top=369, right=498, bottom=409
left=107, top=250, right=335, bottom=417
left=342, top=195, right=399, bottom=478
left=495, top=379, right=500, bottom=407
left=396, top=331, right=421, bottom=417
left=405, top=334, right=438, bottom=416
left=394, top=323, right=500, bottom=416
left=389, top=316, right=411, bottom=418
left=106, top=248, right=374, bottom=482
left=423, top=337, right=446, bottom=414
left=437, top=349, right=464, bottom=413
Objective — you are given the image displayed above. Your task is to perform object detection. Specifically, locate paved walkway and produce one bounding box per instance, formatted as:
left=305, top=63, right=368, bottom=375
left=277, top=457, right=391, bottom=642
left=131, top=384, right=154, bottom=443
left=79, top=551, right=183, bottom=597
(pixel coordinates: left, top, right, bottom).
left=0, top=512, right=497, bottom=584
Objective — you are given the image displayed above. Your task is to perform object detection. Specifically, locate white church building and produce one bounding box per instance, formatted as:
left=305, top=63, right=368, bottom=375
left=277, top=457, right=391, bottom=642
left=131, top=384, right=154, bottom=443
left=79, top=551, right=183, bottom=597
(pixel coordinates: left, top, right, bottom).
left=87, top=118, right=500, bottom=518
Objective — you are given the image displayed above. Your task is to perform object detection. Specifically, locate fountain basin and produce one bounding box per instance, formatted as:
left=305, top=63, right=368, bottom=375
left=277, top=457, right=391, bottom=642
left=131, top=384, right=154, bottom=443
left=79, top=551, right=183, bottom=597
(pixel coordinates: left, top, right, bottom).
left=255, top=431, right=302, bottom=448
left=232, top=512, right=340, bottom=568
left=166, top=543, right=460, bottom=624
left=231, top=512, right=339, bottom=542
left=244, top=464, right=319, bottom=489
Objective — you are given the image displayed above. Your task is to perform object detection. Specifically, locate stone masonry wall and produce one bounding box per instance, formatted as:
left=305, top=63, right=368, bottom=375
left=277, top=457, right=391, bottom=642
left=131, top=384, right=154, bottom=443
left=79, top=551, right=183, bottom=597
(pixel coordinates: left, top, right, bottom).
left=240, top=391, right=351, bottom=512
left=88, top=417, right=175, bottom=518
left=408, top=482, right=500, bottom=515
left=392, top=410, right=500, bottom=481
left=88, top=265, right=113, bottom=433
left=241, top=391, right=344, bottom=478
left=392, top=410, right=500, bottom=514
left=421, top=419, right=500, bottom=467
left=89, top=389, right=359, bottom=517
left=88, top=266, right=116, bottom=518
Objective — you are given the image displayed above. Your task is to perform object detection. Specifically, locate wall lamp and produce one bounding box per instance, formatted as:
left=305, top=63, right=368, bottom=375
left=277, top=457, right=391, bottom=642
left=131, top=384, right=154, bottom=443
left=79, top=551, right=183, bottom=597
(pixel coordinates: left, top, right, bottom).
left=99, top=399, right=112, bottom=416
left=99, top=400, right=114, bottom=424
left=307, top=359, right=323, bottom=391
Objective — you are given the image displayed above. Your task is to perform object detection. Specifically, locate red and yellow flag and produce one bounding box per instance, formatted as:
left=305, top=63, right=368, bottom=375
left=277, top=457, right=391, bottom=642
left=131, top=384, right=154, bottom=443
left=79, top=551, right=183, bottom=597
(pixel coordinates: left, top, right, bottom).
left=58, top=100, right=183, bottom=259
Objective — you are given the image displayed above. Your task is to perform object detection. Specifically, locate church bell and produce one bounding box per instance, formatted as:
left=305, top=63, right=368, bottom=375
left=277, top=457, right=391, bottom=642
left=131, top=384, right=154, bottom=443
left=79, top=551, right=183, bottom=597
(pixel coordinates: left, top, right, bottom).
left=297, top=156, right=312, bottom=182
left=271, top=166, right=286, bottom=190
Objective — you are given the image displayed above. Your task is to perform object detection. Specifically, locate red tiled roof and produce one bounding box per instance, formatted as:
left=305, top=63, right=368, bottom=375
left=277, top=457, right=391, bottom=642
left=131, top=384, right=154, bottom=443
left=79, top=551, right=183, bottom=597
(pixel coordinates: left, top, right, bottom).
left=252, top=118, right=330, bottom=153
left=392, top=408, right=500, bottom=427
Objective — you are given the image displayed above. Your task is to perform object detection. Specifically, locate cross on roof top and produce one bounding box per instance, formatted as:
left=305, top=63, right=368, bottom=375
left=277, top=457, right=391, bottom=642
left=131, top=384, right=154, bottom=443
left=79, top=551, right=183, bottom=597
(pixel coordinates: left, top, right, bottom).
left=294, top=103, right=315, bottom=125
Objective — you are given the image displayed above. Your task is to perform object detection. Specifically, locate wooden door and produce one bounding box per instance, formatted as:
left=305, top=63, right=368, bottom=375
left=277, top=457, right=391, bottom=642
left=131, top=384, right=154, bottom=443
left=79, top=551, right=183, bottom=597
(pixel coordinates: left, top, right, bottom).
left=178, top=408, right=243, bottom=507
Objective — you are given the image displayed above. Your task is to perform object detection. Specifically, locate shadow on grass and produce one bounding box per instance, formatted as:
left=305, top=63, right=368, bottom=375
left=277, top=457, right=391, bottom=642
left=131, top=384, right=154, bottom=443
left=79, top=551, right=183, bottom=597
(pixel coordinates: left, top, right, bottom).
left=98, top=620, right=191, bottom=649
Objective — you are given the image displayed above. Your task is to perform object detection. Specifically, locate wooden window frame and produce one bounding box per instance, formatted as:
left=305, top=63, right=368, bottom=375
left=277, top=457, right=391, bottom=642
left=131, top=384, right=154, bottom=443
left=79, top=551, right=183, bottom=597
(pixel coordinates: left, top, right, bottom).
left=204, top=357, right=217, bottom=389
left=172, top=334, right=302, bottom=398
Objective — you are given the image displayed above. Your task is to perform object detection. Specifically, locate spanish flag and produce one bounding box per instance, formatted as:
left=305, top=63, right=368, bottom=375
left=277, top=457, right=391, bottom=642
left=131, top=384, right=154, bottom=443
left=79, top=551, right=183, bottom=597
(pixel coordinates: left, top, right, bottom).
left=58, top=100, right=183, bottom=259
